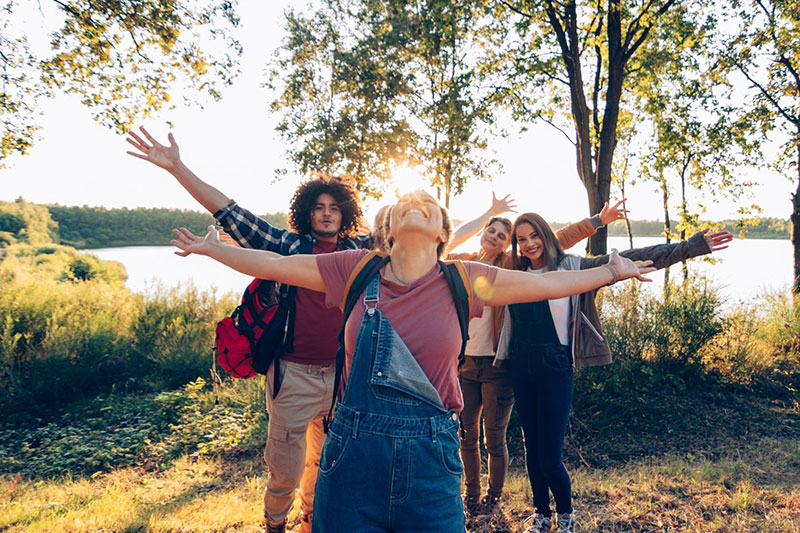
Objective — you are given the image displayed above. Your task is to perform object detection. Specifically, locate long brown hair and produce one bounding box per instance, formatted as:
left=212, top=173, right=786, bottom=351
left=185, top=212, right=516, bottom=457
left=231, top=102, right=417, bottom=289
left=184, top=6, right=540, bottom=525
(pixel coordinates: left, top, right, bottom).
left=511, top=212, right=565, bottom=271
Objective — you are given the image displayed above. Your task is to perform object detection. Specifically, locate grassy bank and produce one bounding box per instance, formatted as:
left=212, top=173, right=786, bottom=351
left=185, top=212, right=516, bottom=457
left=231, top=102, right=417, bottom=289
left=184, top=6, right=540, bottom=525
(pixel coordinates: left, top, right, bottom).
left=1, top=386, right=797, bottom=532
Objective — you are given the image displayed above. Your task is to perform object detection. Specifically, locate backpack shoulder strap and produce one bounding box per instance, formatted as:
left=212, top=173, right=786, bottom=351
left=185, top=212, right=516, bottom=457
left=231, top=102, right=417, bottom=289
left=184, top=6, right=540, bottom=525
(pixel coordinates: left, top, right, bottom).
left=440, top=260, right=473, bottom=364
left=324, top=251, right=390, bottom=433
left=341, top=251, right=388, bottom=312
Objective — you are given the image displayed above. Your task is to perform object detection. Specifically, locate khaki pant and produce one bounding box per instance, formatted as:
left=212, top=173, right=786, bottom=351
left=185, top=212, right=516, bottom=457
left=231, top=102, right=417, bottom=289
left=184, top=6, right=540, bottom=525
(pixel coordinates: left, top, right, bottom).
left=459, top=356, right=515, bottom=499
left=264, top=360, right=333, bottom=524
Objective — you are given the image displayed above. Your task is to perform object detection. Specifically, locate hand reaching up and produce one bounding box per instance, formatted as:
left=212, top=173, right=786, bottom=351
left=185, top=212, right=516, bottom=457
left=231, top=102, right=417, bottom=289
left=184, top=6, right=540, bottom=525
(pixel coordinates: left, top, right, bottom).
left=490, top=193, right=517, bottom=216
left=126, top=126, right=181, bottom=172
left=598, top=199, right=629, bottom=226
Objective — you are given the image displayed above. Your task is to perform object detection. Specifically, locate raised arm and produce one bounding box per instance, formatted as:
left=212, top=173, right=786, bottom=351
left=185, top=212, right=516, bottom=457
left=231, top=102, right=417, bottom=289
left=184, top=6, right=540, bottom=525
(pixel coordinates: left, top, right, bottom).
left=449, top=193, right=516, bottom=251
left=170, top=226, right=325, bottom=291
left=485, top=250, right=654, bottom=306
left=556, top=199, right=629, bottom=250
left=126, top=126, right=230, bottom=214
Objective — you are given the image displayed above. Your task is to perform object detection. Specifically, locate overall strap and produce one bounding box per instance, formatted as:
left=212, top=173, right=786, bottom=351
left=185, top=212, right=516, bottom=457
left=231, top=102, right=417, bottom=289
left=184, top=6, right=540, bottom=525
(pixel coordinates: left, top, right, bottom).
left=440, top=260, right=473, bottom=366
left=324, top=252, right=390, bottom=432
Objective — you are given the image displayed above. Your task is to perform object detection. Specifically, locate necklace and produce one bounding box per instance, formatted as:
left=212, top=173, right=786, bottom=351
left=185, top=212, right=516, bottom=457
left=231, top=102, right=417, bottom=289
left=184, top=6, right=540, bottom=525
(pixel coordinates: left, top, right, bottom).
left=388, top=262, right=411, bottom=285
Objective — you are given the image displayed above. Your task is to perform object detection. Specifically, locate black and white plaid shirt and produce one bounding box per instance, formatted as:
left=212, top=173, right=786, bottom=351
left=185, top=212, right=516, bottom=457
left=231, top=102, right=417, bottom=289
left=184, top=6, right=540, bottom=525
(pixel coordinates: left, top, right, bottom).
left=213, top=200, right=374, bottom=303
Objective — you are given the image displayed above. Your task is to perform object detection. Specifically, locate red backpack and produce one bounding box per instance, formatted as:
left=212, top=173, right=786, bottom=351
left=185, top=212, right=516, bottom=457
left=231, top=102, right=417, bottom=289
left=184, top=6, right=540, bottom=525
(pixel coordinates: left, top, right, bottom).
left=214, top=278, right=287, bottom=379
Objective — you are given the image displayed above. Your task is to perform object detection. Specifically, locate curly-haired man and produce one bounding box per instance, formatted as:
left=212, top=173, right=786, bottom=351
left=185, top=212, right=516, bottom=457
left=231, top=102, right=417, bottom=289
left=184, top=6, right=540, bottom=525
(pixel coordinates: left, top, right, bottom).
left=126, top=127, right=371, bottom=533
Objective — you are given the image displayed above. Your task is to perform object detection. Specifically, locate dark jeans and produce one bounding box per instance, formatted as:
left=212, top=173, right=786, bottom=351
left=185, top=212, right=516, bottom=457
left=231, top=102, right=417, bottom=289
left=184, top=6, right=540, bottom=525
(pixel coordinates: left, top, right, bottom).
left=509, top=343, right=574, bottom=516
left=460, top=356, right=515, bottom=499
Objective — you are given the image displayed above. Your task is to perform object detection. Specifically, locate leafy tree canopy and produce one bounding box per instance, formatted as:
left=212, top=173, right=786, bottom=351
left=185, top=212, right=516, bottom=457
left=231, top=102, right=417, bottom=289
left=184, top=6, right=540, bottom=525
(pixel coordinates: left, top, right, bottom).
left=0, top=0, right=242, bottom=166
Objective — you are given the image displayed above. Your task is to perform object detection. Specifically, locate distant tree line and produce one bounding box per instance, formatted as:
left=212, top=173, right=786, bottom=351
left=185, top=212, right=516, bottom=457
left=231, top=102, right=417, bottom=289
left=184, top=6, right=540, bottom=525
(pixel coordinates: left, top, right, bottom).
left=0, top=200, right=788, bottom=250
left=46, top=205, right=289, bottom=248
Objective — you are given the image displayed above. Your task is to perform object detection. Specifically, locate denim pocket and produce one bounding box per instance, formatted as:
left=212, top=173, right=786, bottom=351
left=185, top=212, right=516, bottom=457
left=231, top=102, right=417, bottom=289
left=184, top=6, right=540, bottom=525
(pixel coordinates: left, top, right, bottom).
left=371, top=383, right=423, bottom=406
left=318, top=430, right=349, bottom=476
left=438, top=429, right=464, bottom=476
left=541, top=344, right=571, bottom=372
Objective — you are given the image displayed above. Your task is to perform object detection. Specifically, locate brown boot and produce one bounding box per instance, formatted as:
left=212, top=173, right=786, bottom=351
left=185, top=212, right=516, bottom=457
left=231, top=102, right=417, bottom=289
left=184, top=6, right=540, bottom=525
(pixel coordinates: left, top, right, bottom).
left=265, top=520, right=286, bottom=533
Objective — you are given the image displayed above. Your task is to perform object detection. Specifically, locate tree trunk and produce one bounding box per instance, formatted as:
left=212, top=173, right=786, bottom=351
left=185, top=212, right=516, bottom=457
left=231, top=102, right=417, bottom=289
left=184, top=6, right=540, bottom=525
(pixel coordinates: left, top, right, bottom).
left=792, top=124, right=800, bottom=296
left=618, top=178, right=634, bottom=249
left=586, top=1, right=625, bottom=256
left=662, top=178, right=671, bottom=289
left=680, top=171, right=689, bottom=283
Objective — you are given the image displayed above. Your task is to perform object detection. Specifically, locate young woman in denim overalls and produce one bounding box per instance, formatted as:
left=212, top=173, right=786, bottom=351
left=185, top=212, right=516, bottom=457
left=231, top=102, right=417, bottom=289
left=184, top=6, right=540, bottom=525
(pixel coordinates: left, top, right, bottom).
left=170, top=191, right=657, bottom=532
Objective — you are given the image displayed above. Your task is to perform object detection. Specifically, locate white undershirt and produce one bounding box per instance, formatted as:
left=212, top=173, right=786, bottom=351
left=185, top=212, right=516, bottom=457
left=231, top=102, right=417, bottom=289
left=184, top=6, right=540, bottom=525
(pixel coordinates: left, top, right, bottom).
left=529, top=266, right=570, bottom=346
left=465, top=308, right=495, bottom=356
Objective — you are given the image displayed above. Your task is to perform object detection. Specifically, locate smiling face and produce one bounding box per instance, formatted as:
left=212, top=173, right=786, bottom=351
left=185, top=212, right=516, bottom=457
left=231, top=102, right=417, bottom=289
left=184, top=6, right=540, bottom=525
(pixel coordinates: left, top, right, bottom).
left=388, top=190, right=451, bottom=257
left=515, top=222, right=546, bottom=268
left=309, top=193, right=342, bottom=240
left=480, top=220, right=511, bottom=259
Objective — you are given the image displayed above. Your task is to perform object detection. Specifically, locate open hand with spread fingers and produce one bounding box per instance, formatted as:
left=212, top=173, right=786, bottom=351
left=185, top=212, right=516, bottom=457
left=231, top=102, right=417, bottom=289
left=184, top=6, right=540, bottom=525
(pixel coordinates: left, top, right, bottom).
left=126, top=126, right=181, bottom=172
left=702, top=229, right=734, bottom=252
left=170, top=226, right=220, bottom=257
left=607, top=248, right=656, bottom=283
left=490, top=192, right=517, bottom=216
left=598, top=199, right=630, bottom=226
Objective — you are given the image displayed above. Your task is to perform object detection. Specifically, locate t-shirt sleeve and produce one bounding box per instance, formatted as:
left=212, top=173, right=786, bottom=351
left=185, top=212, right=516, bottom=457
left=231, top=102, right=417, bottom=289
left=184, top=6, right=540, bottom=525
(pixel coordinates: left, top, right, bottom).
left=316, top=249, right=370, bottom=310
left=463, top=261, right=499, bottom=319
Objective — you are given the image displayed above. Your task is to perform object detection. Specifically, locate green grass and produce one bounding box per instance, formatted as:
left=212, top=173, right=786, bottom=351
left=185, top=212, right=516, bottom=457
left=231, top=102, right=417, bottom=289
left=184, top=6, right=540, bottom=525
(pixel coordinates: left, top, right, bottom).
left=1, top=385, right=798, bottom=532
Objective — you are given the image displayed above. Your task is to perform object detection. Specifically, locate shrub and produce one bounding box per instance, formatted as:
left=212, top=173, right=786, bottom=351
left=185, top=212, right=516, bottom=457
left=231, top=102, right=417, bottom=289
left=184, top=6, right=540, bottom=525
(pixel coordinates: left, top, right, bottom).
left=131, top=283, right=237, bottom=390
left=585, top=278, right=724, bottom=394
left=0, top=278, right=140, bottom=406
left=0, top=261, right=235, bottom=407
left=152, top=377, right=267, bottom=461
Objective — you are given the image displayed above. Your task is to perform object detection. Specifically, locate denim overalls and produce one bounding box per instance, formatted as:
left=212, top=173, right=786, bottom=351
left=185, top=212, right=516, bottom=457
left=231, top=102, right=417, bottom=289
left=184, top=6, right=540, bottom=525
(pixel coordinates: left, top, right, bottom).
left=312, top=273, right=466, bottom=533
left=508, top=300, right=574, bottom=517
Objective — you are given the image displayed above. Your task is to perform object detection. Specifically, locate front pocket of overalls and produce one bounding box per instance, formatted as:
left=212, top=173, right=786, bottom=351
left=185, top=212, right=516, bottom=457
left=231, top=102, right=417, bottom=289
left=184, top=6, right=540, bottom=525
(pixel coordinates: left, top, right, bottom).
left=437, top=428, right=464, bottom=476
left=541, top=344, right=571, bottom=372
left=371, top=383, right=424, bottom=406
left=318, top=430, right=349, bottom=477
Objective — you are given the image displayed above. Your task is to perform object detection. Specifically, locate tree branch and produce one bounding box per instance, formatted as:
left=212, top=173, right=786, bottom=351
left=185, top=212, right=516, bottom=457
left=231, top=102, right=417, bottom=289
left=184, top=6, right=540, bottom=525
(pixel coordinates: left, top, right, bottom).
left=726, top=50, right=799, bottom=127
left=539, top=115, right=577, bottom=145
left=499, top=0, right=534, bottom=19
left=623, top=0, right=676, bottom=61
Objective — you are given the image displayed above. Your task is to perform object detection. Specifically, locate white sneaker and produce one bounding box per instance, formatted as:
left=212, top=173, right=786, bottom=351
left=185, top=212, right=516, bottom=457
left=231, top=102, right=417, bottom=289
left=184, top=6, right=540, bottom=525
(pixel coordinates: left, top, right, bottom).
left=557, top=512, right=575, bottom=532
left=523, top=512, right=552, bottom=532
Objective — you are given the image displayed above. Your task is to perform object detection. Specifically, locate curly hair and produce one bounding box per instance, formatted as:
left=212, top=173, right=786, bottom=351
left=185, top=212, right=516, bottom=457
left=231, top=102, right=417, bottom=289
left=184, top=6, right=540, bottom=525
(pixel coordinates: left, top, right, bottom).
left=288, top=176, right=363, bottom=238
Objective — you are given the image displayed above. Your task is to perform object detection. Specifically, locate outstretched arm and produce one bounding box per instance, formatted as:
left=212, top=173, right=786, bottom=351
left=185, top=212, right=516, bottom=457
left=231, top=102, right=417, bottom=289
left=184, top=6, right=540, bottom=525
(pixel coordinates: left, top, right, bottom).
left=485, top=250, right=655, bottom=306
left=126, top=126, right=230, bottom=214
left=448, top=193, right=516, bottom=251
left=171, top=226, right=325, bottom=291
left=581, top=229, right=733, bottom=270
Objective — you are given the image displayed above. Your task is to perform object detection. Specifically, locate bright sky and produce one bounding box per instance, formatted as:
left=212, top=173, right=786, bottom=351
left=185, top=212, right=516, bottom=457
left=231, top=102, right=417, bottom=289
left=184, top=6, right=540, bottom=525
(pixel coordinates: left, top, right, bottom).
left=0, top=1, right=792, bottom=230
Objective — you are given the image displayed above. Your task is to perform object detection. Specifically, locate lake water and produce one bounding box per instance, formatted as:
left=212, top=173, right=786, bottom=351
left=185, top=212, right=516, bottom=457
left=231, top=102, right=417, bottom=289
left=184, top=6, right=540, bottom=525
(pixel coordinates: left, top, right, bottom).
left=90, top=237, right=791, bottom=303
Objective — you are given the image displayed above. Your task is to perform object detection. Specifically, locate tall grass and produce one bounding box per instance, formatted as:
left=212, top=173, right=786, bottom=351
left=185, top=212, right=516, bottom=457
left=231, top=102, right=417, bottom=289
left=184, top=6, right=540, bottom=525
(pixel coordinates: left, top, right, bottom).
left=0, top=259, right=237, bottom=408
left=589, top=280, right=799, bottom=396
left=1, top=242, right=798, bottom=408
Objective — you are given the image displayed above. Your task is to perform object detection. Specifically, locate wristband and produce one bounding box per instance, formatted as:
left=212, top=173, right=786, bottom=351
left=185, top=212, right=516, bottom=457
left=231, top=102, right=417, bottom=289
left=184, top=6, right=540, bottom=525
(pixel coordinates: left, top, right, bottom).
left=604, top=263, right=618, bottom=286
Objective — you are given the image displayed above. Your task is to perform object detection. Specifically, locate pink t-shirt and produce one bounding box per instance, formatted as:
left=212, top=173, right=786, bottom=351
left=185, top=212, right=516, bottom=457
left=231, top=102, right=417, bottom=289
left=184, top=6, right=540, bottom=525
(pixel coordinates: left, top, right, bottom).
left=316, top=249, right=498, bottom=412
left=283, top=240, right=341, bottom=365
